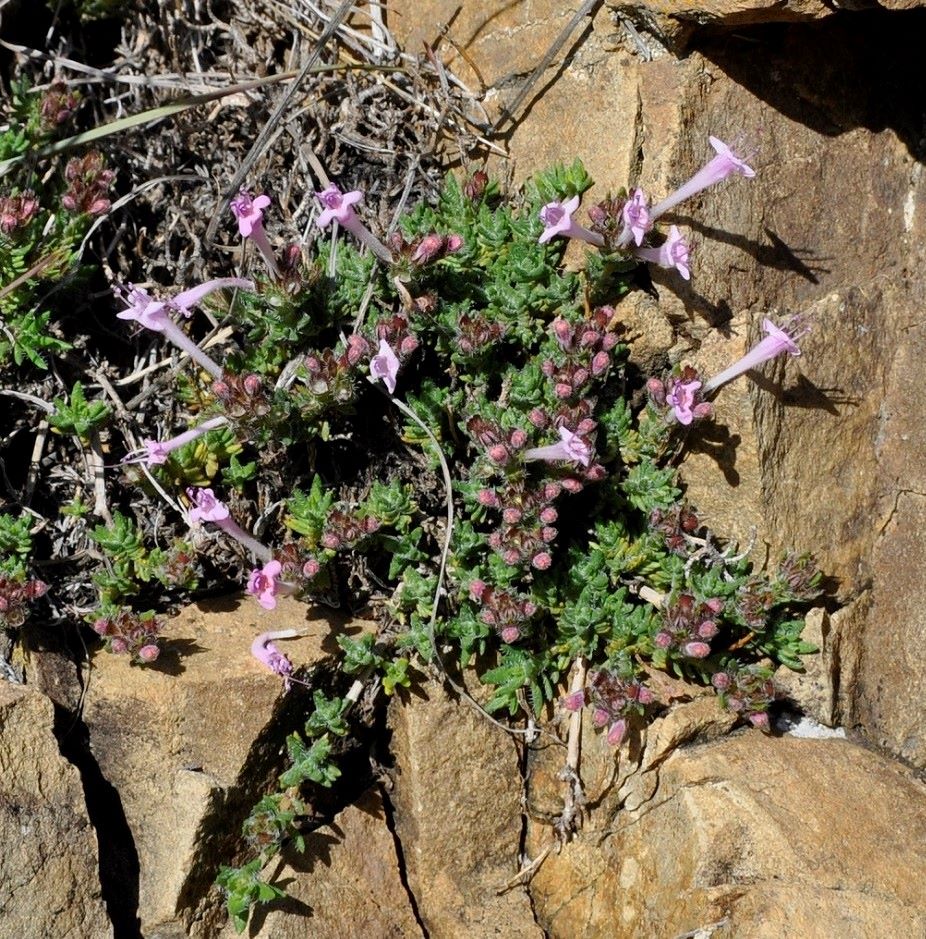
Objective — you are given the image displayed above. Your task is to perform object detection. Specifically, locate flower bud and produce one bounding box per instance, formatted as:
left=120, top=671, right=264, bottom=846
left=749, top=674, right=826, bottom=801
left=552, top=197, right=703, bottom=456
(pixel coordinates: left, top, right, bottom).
left=320, top=532, right=341, bottom=550
left=560, top=478, right=583, bottom=493
left=552, top=318, right=573, bottom=348
left=646, top=377, right=666, bottom=406
left=502, top=549, right=521, bottom=565
left=243, top=373, right=262, bottom=396
left=606, top=719, right=627, bottom=747
left=579, top=329, right=599, bottom=348
left=748, top=711, right=770, bottom=732
left=592, top=707, right=610, bottom=727
left=697, top=620, right=719, bottom=639
left=399, top=335, right=419, bottom=356
left=487, top=444, right=510, bottom=465
left=654, top=631, right=673, bottom=649
left=446, top=234, right=464, bottom=253
left=111, top=637, right=128, bottom=654
left=572, top=368, right=589, bottom=388
left=637, top=687, right=655, bottom=705
left=138, top=644, right=160, bottom=663
left=591, top=351, right=610, bottom=376
left=531, top=551, right=552, bottom=570
left=528, top=408, right=548, bottom=429
left=501, top=625, right=521, bottom=643
left=554, top=382, right=573, bottom=399
left=92, top=618, right=110, bottom=636
left=539, top=507, right=558, bottom=524
left=477, top=489, right=500, bottom=508
left=302, top=558, right=321, bottom=578
left=469, top=579, right=487, bottom=601
left=509, top=429, right=528, bottom=450
left=502, top=507, right=522, bottom=525
left=543, top=482, right=562, bottom=500
left=683, top=641, right=711, bottom=659
left=711, top=671, right=731, bottom=691
left=562, top=690, right=586, bottom=712
left=541, top=526, right=557, bottom=543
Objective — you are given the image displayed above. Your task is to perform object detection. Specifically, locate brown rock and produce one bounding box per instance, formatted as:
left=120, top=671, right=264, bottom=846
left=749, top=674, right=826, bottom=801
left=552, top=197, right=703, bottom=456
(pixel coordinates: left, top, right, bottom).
left=81, top=596, right=371, bottom=936
left=607, top=0, right=926, bottom=52
left=386, top=678, right=542, bottom=938
left=0, top=682, right=112, bottom=938
left=528, top=732, right=926, bottom=937
left=218, top=788, right=421, bottom=938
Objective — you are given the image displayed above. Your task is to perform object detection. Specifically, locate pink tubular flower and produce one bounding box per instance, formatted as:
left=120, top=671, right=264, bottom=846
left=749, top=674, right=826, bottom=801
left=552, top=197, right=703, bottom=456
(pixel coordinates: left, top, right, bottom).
left=315, top=185, right=393, bottom=262
left=248, top=559, right=283, bottom=610
left=115, top=278, right=253, bottom=379
left=523, top=426, right=592, bottom=467
left=126, top=416, right=228, bottom=467
left=538, top=196, right=604, bottom=247
left=702, top=317, right=807, bottom=395
left=230, top=190, right=280, bottom=278
left=634, top=225, right=691, bottom=280
left=606, top=718, right=628, bottom=747
left=618, top=188, right=652, bottom=247
left=186, top=486, right=273, bottom=563
left=187, top=487, right=230, bottom=524
left=250, top=629, right=297, bottom=687
left=666, top=378, right=702, bottom=426
left=651, top=135, right=756, bottom=220
left=370, top=338, right=400, bottom=395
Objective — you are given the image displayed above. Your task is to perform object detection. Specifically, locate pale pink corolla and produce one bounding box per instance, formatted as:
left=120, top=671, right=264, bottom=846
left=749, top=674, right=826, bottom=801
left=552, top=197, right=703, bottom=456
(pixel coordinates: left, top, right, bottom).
left=667, top=378, right=702, bottom=426
left=315, top=185, right=392, bottom=262
left=650, top=135, right=755, bottom=220
left=126, top=416, right=228, bottom=468
left=230, top=190, right=280, bottom=277
left=537, top=196, right=604, bottom=248
left=250, top=629, right=297, bottom=687
left=702, top=317, right=806, bottom=395
left=618, top=188, right=652, bottom=247
left=523, top=426, right=592, bottom=467
left=248, top=559, right=283, bottom=610
left=634, top=225, right=691, bottom=280
left=187, top=487, right=230, bottom=524
left=370, top=338, right=400, bottom=395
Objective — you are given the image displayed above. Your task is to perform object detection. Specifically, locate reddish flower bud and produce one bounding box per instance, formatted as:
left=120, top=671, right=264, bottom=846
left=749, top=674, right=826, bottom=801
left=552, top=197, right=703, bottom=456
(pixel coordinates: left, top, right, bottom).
left=446, top=234, right=464, bottom=253
left=399, top=335, right=419, bottom=356
left=243, top=373, right=262, bottom=396
left=552, top=318, right=573, bottom=348
left=469, top=579, right=487, bottom=601
left=606, top=719, right=627, bottom=746
left=711, top=672, right=731, bottom=691
left=477, top=489, right=500, bottom=508
left=561, top=478, right=583, bottom=493
left=591, top=351, right=610, bottom=376
left=562, top=690, right=586, bottom=712
left=302, top=558, right=321, bottom=578
left=654, top=631, right=673, bottom=649
left=698, top=620, right=719, bottom=639
left=111, top=638, right=128, bottom=654
left=554, top=383, right=573, bottom=399
left=320, top=533, right=340, bottom=550
left=539, top=507, right=558, bottom=524
left=487, top=444, right=510, bottom=465
left=602, top=333, right=620, bottom=351
left=592, top=707, right=610, bottom=727
left=646, top=377, right=667, bottom=406
left=501, top=626, right=521, bottom=643
left=637, top=687, right=655, bottom=705
left=579, top=329, right=599, bottom=348
left=92, top=618, right=110, bottom=636
left=502, top=507, right=522, bottom=525
left=528, top=408, right=548, bottom=429
left=541, top=526, right=557, bottom=543
left=509, top=429, right=528, bottom=449
left=531, top=551, right=552, bottom=570
left=502, top=549, right=521, bottom=565
left=572, top=368, right=589, bottom=387
left=543, top=482, right=562, bottom=500
left=748, top=711, right=770, bottom=732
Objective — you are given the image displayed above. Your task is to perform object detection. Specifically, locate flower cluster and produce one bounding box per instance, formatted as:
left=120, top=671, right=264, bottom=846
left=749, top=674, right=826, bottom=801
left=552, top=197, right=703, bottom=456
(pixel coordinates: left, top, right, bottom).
left=0, top=575, right=47, bottom=628
left=564, top=669, right=656, bottom=746
left=537, top=135, right=755, bottom=281
left=655, top=593, right=725, bottom=659
left=477, top=479, right=561, bottom=569
left=711, top=664, right=776, bottom=731
left=541, top=310, right=620, bottom=399
left=388, top=230, right=464, bottom=269
left=0, top=190, right=39, bottom=236
left=320, top=509, right=380, bottom=551
left=649, top=503, right=701, bottom=555
left=469, top=580, right=537, bottom=643
left=92, top=609, right=162, bottom=662
left=61, top=151, right=114, bottom=216
left=40, top=79, right=80, bottom=128
left=212, top=372, right=271, bottom=426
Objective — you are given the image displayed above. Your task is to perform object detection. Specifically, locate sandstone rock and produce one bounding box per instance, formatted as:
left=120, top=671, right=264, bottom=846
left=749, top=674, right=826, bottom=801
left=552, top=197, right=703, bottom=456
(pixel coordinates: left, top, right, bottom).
left=0, top=682, right=112, bottom=938
left=217, top=787, right=421, bottom=939
left=528, top=732, right=926, bottom=937
left=81, top=596, right=370, bottom=936
left=607, top=0, right=926, bottom=52
left=386, top=678, right=542, bottom=938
